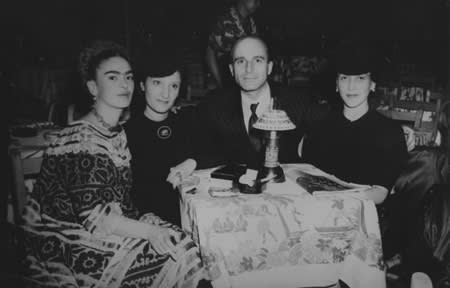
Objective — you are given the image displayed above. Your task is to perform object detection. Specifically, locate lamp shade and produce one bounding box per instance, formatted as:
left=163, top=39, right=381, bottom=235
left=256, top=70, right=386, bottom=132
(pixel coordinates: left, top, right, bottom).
left=253, top=109, right=296, bottom=131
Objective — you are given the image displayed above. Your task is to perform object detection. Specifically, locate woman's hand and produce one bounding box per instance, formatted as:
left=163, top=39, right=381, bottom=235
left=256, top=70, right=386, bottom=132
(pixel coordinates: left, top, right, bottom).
left=147, top=225, right=180, bottom=259
left=167, top=158, right=197, bottom=189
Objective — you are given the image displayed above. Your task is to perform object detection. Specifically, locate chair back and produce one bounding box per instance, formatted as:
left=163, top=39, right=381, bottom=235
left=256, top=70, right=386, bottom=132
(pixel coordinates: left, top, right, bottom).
left=378, top=88, right=444, bottom=146
left=378, top=109, right=423, bottom=129
left=9, top=147, right=44, bottom=224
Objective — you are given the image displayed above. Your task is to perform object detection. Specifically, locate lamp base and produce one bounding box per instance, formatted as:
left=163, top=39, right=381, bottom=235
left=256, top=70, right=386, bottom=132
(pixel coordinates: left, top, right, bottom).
left=254, top=165, right=285, bottom=193
left=257, top=165, right=285, bottom=184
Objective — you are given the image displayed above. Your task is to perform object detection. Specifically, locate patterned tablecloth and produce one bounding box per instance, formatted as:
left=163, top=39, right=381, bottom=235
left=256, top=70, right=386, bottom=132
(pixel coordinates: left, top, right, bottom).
left=180, top=164, right=386, bottom=288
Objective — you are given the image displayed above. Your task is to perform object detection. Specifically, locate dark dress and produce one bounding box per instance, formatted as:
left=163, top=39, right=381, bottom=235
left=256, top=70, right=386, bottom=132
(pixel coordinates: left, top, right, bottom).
left=302, top=110, right=408, bottom=190
left=402, top=183, right=450, bottom=288
left=125, top=111, right=197, bottom=226
left=385, top=148, right=449, bottom=263
left=20, top=120, right=204, bottom=288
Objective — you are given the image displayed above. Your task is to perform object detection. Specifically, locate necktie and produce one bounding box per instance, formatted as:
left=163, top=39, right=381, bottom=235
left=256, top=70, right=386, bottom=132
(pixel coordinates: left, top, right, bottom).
left=248, top=103, right=262, bottom=152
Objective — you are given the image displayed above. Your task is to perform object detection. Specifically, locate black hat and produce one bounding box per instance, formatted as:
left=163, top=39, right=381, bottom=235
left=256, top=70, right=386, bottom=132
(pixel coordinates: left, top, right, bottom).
left=139, top=48, right=181, bottom=79
left=335, top=40, right=375, bottom=75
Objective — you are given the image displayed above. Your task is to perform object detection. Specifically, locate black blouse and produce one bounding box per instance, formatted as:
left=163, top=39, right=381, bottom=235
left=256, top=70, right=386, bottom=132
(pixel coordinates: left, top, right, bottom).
left=303, top=110, right=408, bottom=190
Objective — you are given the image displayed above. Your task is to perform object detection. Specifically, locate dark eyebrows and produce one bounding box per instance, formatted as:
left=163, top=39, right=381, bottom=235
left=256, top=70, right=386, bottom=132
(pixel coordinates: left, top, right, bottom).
left=104, top=69, right=134, bottom=75
left=233, top=55, right=266, bottom=63
left=338, top=73, right=370, bottom=77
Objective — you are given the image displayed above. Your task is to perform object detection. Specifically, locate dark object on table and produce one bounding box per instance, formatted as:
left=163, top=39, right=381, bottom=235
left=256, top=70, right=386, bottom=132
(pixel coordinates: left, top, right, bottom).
left=211, top=163, right=247, bottom=181
left=211, top=163, right=261, bottom=194
left=197, top=279, right=213, bottom=288
left=295, top=171, right=354, bottom=194
left=238, top=182, right=259, bottom=194
left=10, top=126, right=38, bottom=137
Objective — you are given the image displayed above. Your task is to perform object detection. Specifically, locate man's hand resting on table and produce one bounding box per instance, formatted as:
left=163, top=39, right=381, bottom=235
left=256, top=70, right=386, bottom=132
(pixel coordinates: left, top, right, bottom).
left=167, top=158, right=197, bottom=189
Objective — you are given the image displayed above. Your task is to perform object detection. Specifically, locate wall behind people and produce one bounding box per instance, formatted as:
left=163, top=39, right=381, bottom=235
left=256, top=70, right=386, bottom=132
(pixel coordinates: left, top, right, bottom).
left=10, top=0, right=133, bottom=123
left=8, top=0, right=447, bottom=120
left=10, top=0, right=446, bottom=68
left=12, top=0, right=131, bottom=65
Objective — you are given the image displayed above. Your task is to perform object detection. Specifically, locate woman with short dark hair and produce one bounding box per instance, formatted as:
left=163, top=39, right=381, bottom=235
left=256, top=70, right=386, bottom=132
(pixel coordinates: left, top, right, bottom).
left=303, top=40, right=408, bottom=205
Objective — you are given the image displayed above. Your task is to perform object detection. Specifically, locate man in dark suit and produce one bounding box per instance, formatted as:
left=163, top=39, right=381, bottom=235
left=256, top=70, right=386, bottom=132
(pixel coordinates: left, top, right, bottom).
left=167, top=36, right=416, bottom=188
left=170, top=36, right=328, bottom=181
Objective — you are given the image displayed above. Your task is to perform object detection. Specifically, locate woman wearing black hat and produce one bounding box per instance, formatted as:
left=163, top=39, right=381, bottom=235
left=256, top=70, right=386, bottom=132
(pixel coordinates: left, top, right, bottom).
left=125, top=51, right=199, bottom=226
left=302, top=40, right=409, bottom=205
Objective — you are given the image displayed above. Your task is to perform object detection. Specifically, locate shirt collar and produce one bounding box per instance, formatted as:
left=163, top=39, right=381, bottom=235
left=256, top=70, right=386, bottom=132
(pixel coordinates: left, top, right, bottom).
left=241, top=84, right=271, bottom=116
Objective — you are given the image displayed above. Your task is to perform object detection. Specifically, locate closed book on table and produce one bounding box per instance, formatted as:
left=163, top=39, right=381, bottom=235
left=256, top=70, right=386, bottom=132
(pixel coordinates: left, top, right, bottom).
left=211, top=164, right=247, bottom=181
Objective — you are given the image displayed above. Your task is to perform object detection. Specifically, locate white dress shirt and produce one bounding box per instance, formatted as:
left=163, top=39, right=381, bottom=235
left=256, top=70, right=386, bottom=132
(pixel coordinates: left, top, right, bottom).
left=241, top=84, right=271, bottom=133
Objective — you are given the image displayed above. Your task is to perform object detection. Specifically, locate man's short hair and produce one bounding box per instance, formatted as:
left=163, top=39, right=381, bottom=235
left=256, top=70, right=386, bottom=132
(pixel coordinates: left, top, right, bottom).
left=229, top=35, right=271, bottom=64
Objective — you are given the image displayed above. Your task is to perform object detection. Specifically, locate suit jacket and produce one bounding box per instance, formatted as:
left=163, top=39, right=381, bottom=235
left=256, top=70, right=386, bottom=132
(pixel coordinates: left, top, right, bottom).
left=196, top=82, right=329, bottom=169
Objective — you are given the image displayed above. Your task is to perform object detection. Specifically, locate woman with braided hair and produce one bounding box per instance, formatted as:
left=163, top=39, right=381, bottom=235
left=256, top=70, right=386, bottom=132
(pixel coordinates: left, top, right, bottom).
left=19, top=40, right=208, bottom=288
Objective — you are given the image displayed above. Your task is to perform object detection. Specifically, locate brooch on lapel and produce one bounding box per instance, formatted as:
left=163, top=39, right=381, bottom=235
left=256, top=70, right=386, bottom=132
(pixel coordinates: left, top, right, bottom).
left=157, top=126, right=172, bottom=139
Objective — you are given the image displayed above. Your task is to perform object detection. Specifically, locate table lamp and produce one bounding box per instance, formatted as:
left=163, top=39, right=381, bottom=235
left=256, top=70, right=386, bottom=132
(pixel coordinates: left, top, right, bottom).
left=253, top=98, right=296, bottom=190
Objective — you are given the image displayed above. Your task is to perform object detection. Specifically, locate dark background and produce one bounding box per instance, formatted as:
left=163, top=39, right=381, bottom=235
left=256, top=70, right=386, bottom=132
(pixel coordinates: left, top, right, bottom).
left=6, top=0, right=448, bottom=67
left=7, top=2, right=448, bottom=50
left=3, top=0, right=449, bottom=122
